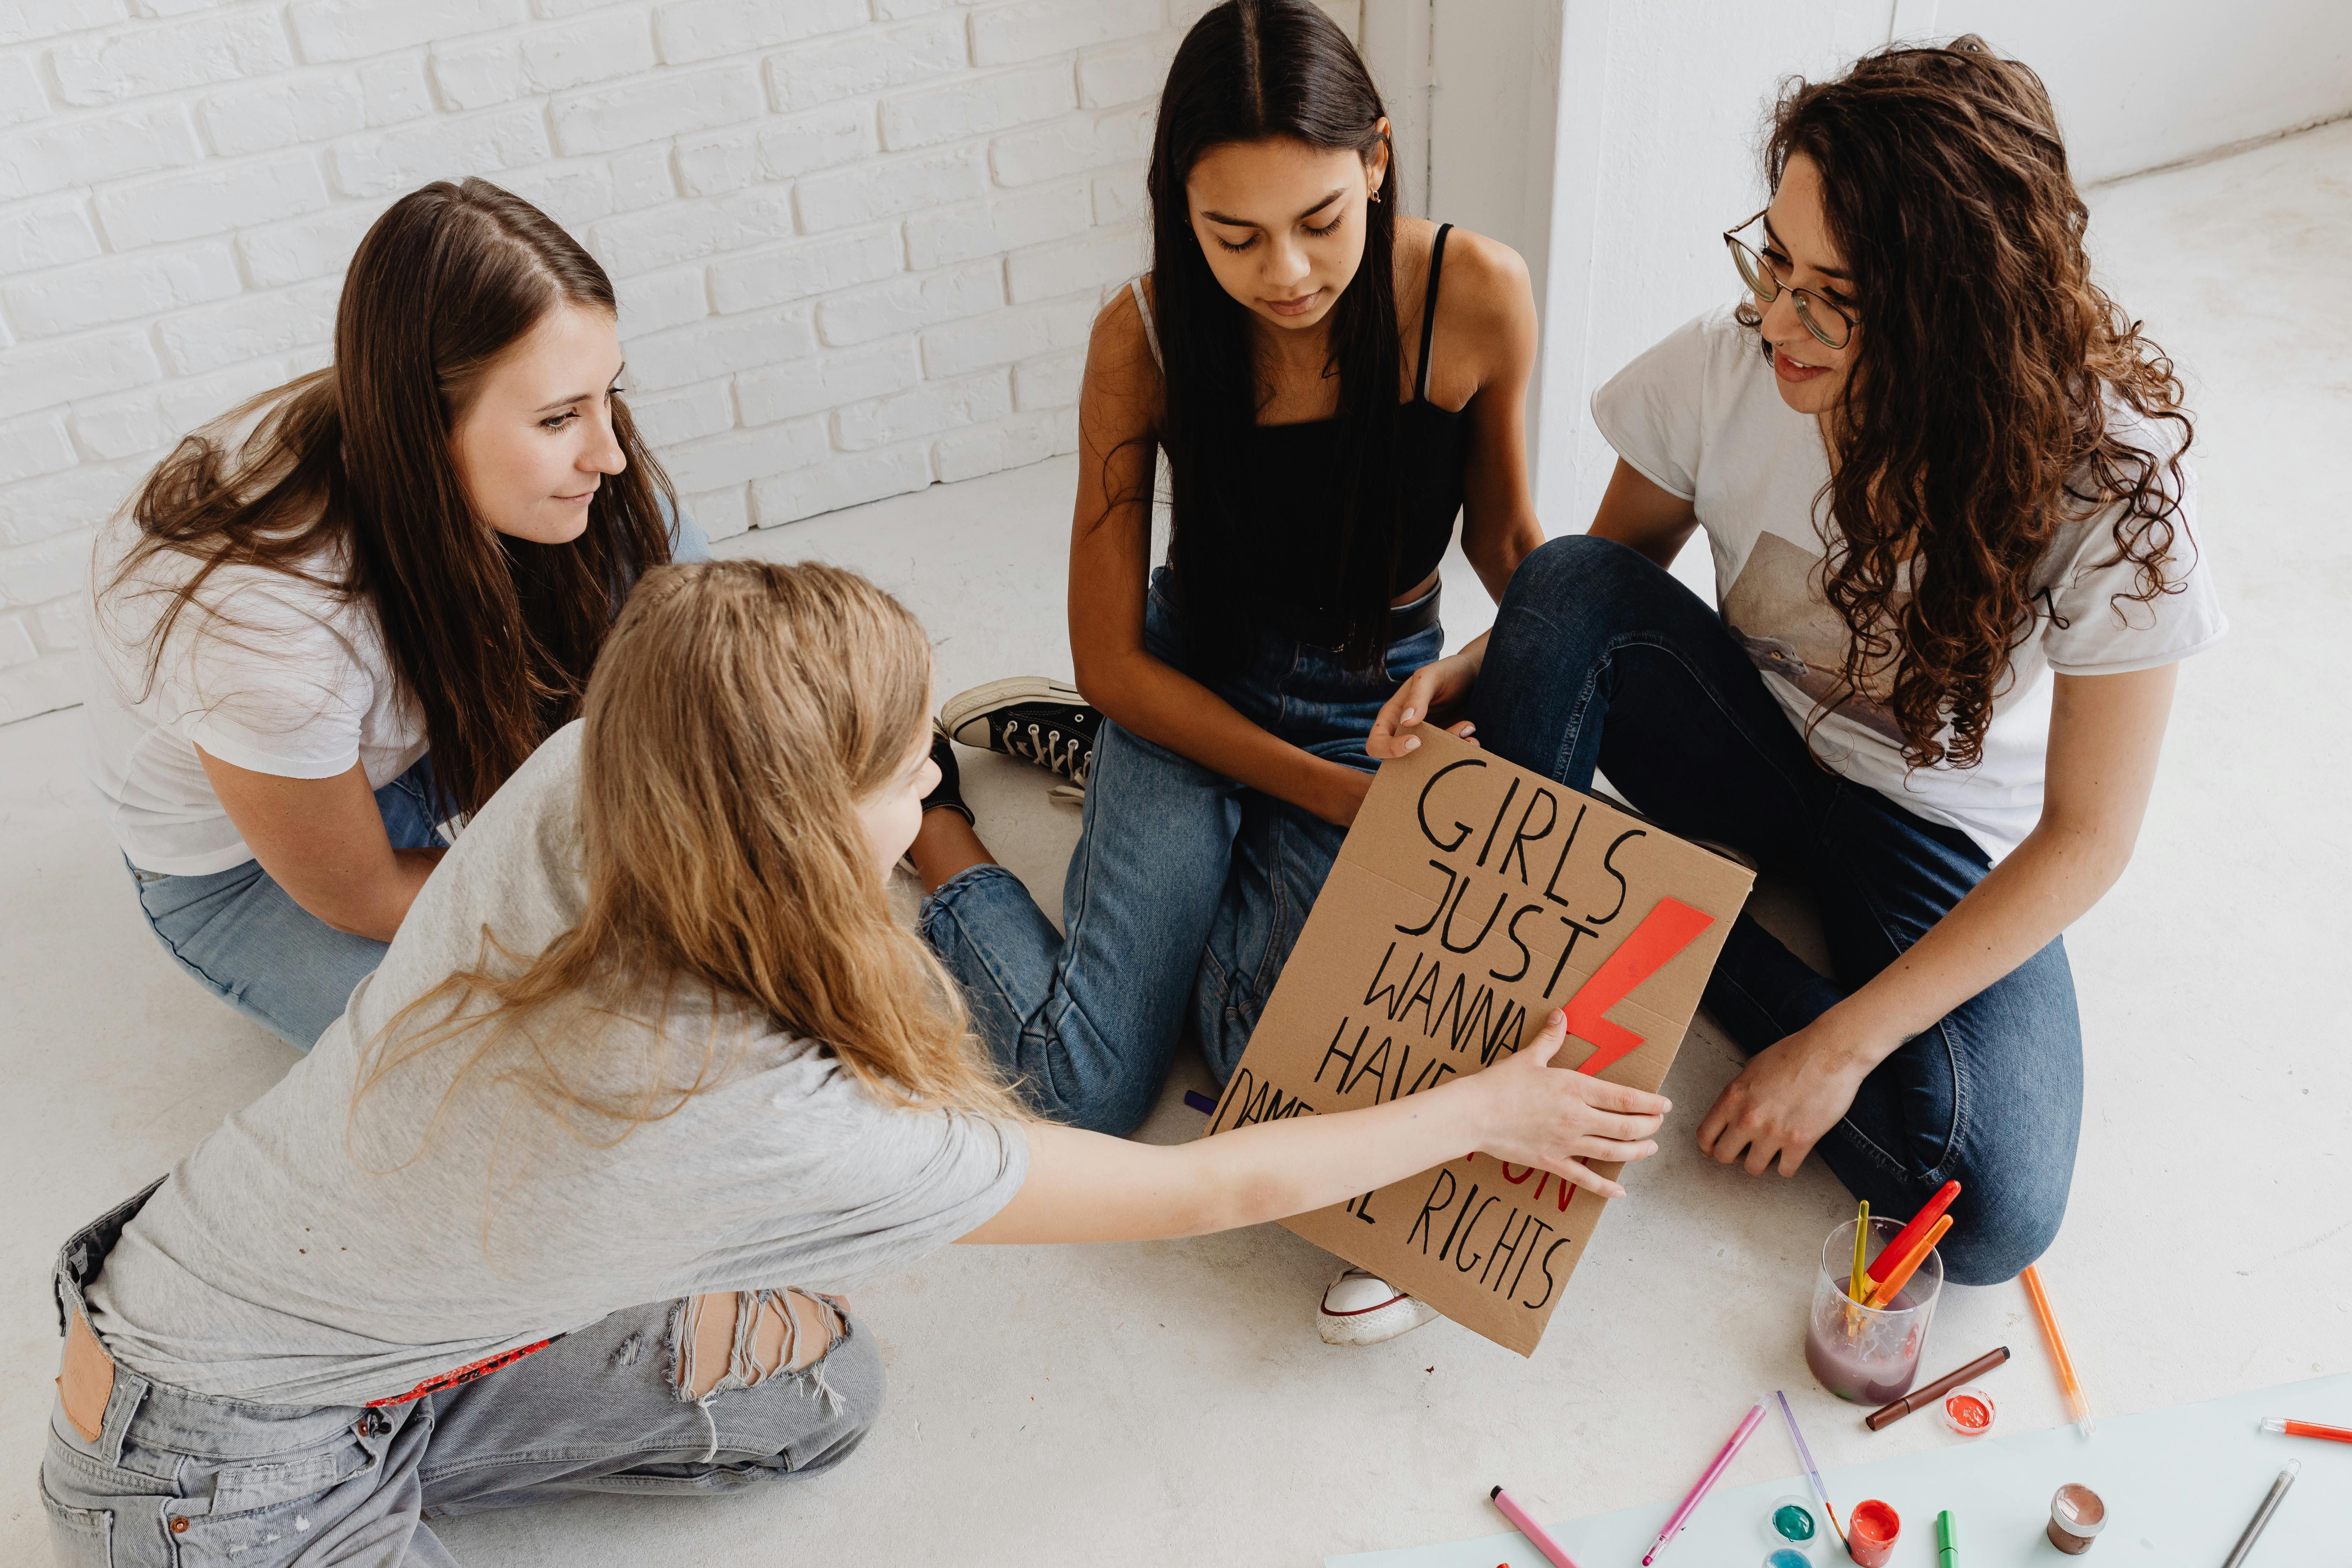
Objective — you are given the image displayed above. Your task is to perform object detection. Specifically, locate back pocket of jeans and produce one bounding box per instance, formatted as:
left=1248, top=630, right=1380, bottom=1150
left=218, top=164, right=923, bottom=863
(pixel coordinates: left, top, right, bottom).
left=40, top=1472, right=113, bottom=1567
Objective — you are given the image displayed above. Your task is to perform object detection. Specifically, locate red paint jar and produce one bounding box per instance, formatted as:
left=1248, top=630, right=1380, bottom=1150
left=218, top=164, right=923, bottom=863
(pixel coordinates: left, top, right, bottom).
left=1941, top=1384, right=1996, bottom=1436
left=1846, top=1500, right=1900, bottom=1568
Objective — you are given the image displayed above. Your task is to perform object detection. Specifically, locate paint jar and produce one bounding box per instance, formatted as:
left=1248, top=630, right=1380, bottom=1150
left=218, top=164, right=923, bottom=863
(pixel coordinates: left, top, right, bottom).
left=2047, top=1484, right=2107, bottom=1555
left=1803, top=1216, right=1943, bottom=1403
left=1760, top=1495, right=1821, bottom=1559
left=1940, top=1384, right=1996, bottom=1436
left=1766, top=1550, right=1813, bottom=1568
left=1846, top=1500, right=1900, bottom=1568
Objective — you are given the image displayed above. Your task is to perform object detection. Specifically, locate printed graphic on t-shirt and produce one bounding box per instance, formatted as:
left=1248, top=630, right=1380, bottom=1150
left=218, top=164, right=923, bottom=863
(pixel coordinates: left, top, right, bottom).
left=1721, top=530, right=1904, bottom=744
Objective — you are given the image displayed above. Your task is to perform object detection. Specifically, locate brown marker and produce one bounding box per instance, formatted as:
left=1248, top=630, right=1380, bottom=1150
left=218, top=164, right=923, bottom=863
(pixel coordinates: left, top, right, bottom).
left=1864, top=1346, right=2010, bottom=1431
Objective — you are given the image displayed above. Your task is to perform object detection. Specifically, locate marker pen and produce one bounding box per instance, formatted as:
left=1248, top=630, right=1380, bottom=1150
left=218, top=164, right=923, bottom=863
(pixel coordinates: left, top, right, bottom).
left=1937, top=1510, right=1959, bottom=1568
left=2261, top=1416, right=2352, bottom=1445
left=1490, top=1485, right=1581, bottom=1568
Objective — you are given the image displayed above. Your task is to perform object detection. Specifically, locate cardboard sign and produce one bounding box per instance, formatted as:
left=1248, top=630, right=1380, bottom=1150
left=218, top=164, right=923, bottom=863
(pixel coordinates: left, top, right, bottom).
left=1201, top=728, right=1754, bottom=1356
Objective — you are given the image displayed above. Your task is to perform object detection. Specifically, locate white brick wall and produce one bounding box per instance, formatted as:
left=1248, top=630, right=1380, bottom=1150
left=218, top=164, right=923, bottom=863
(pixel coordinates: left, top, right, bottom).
left=0, top=0, right=1361, bottom=724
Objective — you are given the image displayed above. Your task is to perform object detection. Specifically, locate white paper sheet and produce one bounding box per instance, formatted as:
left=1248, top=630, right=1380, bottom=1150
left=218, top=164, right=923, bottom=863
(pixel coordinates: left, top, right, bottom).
left=1329, top=1372, right=2350, bottom=1568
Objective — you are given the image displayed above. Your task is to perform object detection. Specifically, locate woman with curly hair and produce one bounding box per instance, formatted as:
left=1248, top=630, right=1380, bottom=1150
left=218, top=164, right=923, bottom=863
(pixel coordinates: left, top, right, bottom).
left=1370, top=37, right=2225, bottom=1283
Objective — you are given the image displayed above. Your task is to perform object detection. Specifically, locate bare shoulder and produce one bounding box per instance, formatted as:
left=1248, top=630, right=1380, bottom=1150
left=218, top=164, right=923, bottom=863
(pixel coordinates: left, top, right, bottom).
left=1406, top=223, right=1532, bottom=406
left=1082, top=280, right=1163, bottom=436
left=1433, top=226, right=1533, bottom=332
left=1089, top=281, right=1161, bottom=383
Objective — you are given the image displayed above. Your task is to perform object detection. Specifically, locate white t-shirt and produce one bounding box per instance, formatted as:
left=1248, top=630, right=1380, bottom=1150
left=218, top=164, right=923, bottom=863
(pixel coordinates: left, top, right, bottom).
left=79, top=512, right=428, bottom=876
left=1590, top=308, right=2227, bottom=861
left=84, top=721, right=1030, bottom=1406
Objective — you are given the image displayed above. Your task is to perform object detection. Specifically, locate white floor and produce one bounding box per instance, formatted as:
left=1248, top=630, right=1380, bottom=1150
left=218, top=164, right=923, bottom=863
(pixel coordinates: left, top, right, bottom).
left=5, top=119, right=2348, bottom=1566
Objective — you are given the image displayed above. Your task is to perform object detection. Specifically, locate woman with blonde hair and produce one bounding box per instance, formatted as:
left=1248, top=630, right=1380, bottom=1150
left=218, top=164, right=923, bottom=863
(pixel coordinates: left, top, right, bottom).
left=41, top=559, right=1660, bottom=1564
left=80, top=176, right=707, bottom=1051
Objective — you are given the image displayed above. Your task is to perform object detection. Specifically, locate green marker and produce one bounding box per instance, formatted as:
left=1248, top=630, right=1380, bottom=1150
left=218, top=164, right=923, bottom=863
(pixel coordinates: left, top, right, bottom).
left=1937, top=1510, right=1959, bottom=1568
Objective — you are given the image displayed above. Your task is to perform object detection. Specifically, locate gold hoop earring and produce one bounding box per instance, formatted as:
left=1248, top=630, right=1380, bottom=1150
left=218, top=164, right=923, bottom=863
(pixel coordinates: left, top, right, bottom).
left=1368, top=188, right=1382, bottom=204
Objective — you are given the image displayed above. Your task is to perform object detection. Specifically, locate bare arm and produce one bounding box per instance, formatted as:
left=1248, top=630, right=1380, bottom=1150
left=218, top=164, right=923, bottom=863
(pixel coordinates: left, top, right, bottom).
left=1697, top=662, right=2180, bottom=1174
left=960, top=1009, right=1666, bottom=1244
left=1586, top=456, right=1701, bottom=570
left=1369, top=457, right=1695, bottom=759
left=197, top=747, right=443, bottom=942
left=1448, top=232, right=1547, bottom=603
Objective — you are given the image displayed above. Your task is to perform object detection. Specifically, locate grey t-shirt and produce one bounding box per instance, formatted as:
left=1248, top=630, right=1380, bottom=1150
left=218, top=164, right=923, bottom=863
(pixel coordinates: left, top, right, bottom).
left=84, top=721, right=1029, bottom=1407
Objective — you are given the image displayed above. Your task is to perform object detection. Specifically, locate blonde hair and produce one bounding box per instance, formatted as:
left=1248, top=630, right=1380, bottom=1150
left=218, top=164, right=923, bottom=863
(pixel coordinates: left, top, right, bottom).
left=357, top=558, right=1025, bottom=1150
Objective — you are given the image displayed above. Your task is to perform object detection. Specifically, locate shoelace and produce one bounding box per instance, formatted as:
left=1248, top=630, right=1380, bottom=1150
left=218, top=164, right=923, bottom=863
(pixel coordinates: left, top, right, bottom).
left=1003, top=718, right=1090, bottom=785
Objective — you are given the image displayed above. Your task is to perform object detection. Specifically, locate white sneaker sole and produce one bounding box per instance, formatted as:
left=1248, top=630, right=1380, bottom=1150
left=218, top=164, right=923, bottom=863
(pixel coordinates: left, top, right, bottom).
left=1316, top=1285, right=1441, bottom=1348
left=938, top=677, right=1087, bottom=750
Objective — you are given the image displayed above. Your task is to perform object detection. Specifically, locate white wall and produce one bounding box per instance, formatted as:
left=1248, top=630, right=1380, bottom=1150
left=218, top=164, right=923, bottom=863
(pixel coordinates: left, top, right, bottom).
left=0, top=0, right=1357, bottom=725
left=1438, top=0, right=2352, bottom=592
left=1920, top=0, right=2352, bottom=184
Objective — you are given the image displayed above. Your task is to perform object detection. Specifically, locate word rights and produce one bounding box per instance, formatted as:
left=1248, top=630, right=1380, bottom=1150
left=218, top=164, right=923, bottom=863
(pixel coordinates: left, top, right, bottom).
left=1203, top=728, right=1753, bottom=1354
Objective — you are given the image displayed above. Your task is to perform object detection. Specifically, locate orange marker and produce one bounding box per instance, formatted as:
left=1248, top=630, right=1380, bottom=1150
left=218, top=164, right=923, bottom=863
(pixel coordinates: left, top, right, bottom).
left=1862, top=1214, right=1950, bottom=1308
left=2021, top=1265, right=2095, bottom=1438
left=1867, top=1181, right=1959, bottom=1285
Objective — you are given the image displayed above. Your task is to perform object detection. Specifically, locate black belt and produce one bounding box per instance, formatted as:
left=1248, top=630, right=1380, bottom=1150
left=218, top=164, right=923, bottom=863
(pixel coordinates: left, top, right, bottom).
left=1161, top=572, right=1443, bottom=651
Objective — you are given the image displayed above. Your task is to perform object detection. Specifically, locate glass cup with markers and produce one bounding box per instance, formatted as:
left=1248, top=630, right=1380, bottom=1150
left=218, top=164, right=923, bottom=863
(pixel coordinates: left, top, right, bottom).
left=1804, top=1214, right=1943, bottom=1404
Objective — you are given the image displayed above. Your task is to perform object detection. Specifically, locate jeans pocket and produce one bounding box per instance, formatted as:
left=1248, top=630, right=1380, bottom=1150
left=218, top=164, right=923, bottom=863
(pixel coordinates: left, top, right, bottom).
left=211, top=1439, right=371, bottom=1516
left=40, top=1471, right=114, bottom=1568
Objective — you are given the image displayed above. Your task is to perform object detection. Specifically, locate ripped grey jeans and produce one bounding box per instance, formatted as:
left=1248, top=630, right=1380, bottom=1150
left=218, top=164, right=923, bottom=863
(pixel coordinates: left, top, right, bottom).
left=40, top=1185, right=883, bottom=1567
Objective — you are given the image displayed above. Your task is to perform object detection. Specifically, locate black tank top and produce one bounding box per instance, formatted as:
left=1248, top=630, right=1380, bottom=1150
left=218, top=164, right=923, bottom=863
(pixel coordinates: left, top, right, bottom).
left=1135, top=223, right=1470, bottom=647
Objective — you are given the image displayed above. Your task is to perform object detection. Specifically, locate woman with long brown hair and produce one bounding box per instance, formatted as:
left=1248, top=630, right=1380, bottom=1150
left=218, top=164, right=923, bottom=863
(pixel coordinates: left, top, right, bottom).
left=40, top=560, right=1659, bottom=1564
left=1373, top=37, right=2225, bottom=1284
left=79, top=177, right=704, bottom=1051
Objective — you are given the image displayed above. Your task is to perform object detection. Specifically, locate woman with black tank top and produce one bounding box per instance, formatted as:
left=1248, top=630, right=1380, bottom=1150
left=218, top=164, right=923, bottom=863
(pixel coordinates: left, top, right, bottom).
left=902, top=0, right=1560, bottom=1345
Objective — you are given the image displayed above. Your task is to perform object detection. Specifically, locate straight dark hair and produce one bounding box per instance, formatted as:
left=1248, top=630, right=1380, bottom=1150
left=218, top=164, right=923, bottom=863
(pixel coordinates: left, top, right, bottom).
left=114, top=177, right=676, bottom=819
left=1147, top=0, right=1401, bottom=673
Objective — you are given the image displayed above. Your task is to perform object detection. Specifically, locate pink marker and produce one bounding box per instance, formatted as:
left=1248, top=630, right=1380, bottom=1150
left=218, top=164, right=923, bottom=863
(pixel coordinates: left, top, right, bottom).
left=1490, top=1486, right=1581, bottom=1568
left=1640, top=1396, right=1769, bottom=1566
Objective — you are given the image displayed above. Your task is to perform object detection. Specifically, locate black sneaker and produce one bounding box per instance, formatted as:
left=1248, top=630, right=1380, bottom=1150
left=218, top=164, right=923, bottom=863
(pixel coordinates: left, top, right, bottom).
left=918, top=726, right=973, bottom=825
left=939, top=678, right=1098, bottom=790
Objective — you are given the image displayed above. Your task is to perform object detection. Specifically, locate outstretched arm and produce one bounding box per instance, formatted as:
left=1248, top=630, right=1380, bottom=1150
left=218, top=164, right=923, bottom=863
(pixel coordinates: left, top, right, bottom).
left=960, top=1009, right=1668, bottom=1245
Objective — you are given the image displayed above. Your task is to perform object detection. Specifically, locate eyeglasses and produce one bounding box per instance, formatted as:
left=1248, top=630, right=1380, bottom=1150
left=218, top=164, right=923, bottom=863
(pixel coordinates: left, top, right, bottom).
left=1723, top=210, right=1855, bottom=350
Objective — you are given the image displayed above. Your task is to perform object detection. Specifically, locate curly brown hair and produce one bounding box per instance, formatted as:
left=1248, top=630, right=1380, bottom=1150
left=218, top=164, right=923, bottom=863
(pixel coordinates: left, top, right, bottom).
left=1749, top=36, right=2193, bottom=769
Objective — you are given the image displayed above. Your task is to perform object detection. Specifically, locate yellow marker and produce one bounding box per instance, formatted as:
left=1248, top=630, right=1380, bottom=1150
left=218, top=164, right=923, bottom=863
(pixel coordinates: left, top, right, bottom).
left=1849, top=1200, right=1870, bottom=1303
left=1863, top=1214, right=1951, bottom=1308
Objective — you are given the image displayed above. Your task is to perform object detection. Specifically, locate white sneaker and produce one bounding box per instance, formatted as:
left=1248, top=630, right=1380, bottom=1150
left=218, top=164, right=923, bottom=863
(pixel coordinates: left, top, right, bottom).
left=1315, top=1268, right=1440, bottom=1346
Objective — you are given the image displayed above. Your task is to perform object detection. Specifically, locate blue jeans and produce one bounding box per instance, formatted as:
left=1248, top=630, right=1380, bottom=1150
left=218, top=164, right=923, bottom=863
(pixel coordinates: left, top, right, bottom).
left=42, top=1183, right=879, bottom=1568
left=922, top=567, right=1443, bottom=1135
left=128, top=757, right=448, bottom=1052
left=1467, top=536, right=2079, bottom=1286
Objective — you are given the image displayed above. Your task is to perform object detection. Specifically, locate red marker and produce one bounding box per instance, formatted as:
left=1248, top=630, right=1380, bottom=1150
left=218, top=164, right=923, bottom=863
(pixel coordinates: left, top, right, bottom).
left=1867, top=1181, right=1960, bottom=1284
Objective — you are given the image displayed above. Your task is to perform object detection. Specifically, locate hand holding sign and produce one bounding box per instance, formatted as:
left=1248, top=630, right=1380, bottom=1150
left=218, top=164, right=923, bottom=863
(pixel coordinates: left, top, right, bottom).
left=1461, top=1007, right=1671, bottom=1202
left=1365, top=649, right=1484, bottom=760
